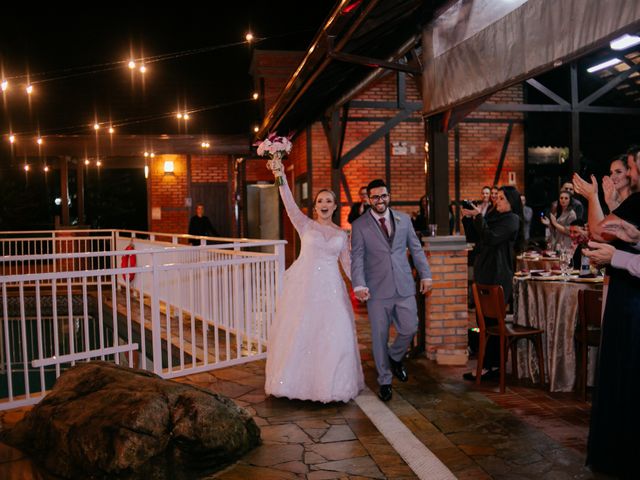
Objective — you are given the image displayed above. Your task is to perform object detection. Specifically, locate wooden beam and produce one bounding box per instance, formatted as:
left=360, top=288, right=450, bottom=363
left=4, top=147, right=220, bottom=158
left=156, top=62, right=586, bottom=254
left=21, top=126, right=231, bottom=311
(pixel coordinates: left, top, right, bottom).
left=579, top=61, right=640, bottom=107
left=328, top=51, right=421, bottom=75
left=525, top=78, right=570, bottom=106
left=339, top=108, right=415, bottom=168
left=493, top=123, right=514, bottom=186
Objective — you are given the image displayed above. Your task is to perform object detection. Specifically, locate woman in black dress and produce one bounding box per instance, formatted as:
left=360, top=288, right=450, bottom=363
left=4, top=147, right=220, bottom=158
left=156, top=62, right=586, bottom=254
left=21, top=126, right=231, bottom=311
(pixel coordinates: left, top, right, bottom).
left=584, top=190, right=640, bottom=478
left=461, top=186, right=524, bottom=379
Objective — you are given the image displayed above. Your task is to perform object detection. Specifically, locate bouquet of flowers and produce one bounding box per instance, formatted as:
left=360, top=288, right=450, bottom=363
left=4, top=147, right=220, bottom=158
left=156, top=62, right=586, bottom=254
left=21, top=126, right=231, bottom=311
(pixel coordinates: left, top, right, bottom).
left=255, top=132, right=293, bottom=185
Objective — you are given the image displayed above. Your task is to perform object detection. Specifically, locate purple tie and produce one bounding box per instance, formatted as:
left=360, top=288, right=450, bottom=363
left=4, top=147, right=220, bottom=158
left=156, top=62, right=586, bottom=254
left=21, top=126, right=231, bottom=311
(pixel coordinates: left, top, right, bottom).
left=379, top=217, right=390, bottom=238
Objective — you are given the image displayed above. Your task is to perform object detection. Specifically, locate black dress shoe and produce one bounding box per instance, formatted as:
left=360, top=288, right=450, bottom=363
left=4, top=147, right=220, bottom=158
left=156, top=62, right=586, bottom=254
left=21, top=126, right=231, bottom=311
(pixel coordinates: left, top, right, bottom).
left=378, top=384, right=392, bottom=402
left=389, top=355, right=408, bottom=382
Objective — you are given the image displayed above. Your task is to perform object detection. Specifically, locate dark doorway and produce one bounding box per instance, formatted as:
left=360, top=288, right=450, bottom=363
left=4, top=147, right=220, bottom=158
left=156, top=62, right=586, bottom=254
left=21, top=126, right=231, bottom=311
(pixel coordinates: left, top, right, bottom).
left=191, top=183, right=230, bottom=237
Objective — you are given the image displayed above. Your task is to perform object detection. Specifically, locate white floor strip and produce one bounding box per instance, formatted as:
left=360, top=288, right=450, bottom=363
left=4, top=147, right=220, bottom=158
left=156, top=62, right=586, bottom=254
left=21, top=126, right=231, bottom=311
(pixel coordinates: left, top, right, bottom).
left=355, top=386, right=456, bottom=480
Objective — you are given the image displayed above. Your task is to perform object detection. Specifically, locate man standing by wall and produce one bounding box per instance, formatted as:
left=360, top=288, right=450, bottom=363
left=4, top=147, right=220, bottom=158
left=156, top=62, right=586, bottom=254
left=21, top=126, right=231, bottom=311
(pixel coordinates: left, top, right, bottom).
left=188, top=204, right=219, bottom=245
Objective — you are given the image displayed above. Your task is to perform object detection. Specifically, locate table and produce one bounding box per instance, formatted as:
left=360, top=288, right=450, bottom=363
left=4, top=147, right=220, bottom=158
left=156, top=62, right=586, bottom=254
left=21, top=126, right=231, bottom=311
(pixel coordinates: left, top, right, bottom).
left=512, top=276, right=603, bottom=392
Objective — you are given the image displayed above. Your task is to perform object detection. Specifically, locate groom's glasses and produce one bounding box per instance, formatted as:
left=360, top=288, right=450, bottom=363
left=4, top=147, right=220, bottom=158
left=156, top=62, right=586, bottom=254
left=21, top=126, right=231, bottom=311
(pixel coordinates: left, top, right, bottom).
left=369, top=194, right=389, bottom=202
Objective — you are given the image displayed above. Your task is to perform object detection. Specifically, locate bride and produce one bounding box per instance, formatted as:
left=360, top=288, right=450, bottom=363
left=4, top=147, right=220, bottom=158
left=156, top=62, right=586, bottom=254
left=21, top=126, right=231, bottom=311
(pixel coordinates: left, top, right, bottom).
left=264, top=164, right=364, bottom=403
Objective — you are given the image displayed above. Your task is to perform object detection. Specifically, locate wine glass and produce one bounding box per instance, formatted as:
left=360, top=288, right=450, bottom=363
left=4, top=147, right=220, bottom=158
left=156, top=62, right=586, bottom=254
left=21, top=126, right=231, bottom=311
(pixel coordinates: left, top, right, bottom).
left=558, top=246, right=573, bottom=276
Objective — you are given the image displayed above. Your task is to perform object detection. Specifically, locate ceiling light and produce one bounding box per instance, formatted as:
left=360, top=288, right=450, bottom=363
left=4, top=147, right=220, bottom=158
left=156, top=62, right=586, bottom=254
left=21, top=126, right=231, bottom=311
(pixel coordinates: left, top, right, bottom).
left=610, top=34, right=640, bottom=51
left=587, top=58, right=622, bottom=73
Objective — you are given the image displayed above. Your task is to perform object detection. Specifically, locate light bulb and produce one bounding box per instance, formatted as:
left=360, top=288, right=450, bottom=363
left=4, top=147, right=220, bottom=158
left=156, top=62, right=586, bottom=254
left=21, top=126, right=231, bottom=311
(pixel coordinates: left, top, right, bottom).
left=26, top=84, right=33, bottom=95
left=183, top=113, right=190, bottom=120
left=109, top=127, right=115, bottom=134
left=36, top=137, right=43, bottom=145
left=9, top=135, right=15, bottom=144
left=253, top=126, right=259, bottom=133
left=177, top=113, right=183, bottom=119
left=23, top=164, right=30, bottom=171
left=94, top=123, right=100, bottom=130
left=144, top=151, right=149, bottom=158
left=139, top=65, right=146, bottom=74
left=246, top=33, right=254, bottom=42
left=44, top=165, right=49, bottom=172
left=1, top=80, right=7, bottom=91
left=96, top=160, right=102, bottom=167
left=84, top=159, right=90, bottom=165
left=128, top=60, right=136, bottom=69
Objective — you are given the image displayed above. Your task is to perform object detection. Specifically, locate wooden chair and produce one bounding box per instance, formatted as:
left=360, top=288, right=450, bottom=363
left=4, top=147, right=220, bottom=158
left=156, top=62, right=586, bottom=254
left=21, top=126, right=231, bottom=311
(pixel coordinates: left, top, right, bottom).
left=575, top=289, right=602, bottom=400
left=472, top=283, right=546, bottom=393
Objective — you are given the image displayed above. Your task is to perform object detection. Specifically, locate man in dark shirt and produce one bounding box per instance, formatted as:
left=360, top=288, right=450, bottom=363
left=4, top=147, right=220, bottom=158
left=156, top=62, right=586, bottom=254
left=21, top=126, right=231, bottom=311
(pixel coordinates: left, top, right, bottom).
left=188, top=204, right=219, bottom=245
left=348, top=186, right=370, bottom=224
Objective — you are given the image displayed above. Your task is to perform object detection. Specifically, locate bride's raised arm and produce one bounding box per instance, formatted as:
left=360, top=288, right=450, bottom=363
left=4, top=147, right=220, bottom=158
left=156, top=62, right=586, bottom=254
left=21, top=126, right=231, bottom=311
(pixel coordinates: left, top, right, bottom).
left=273, top=170, right=311, bottom=235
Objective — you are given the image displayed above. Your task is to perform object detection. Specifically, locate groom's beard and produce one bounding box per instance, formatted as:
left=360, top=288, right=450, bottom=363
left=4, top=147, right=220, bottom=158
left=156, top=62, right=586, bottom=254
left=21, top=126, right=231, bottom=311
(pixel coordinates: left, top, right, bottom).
left=372, top=202, right=388, bottom=214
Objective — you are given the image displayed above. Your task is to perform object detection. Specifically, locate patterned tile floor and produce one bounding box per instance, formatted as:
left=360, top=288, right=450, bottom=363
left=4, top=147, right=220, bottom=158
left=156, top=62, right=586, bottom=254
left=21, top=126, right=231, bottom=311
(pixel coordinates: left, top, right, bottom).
left=0, top=302, right=611, bottom=479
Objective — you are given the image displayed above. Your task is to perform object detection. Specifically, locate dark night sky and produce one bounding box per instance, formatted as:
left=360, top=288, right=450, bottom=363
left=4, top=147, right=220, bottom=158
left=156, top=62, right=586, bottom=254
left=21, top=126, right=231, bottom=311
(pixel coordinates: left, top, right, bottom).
left=0, top=4, right=335, bottom=139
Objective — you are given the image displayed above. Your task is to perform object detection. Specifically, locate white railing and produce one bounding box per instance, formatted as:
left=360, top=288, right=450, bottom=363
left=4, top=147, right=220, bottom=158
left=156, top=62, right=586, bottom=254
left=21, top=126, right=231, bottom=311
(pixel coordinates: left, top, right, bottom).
left=0, top=232, right=285, bottom=410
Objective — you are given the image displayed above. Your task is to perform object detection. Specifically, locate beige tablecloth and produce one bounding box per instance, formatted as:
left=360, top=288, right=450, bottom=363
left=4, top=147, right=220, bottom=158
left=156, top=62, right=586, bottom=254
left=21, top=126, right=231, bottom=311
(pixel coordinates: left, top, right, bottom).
left=512, top=277, right=603, bottom=392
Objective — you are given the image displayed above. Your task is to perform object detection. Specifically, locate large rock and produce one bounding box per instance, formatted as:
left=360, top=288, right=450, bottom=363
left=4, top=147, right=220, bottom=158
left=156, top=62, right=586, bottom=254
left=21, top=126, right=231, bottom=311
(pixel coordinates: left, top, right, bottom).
left=1, top=361, right=260, bottom=479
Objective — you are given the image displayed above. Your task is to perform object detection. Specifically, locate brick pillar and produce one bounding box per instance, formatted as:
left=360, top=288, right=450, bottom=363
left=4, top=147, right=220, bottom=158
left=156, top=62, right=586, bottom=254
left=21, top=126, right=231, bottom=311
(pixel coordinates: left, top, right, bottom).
left=423, top=235, right=469, bottom=365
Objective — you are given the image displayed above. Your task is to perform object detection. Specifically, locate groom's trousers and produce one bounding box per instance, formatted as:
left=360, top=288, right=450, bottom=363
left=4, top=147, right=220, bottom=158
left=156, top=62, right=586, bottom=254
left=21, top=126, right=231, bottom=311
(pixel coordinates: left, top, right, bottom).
left=367, top=294, right=418, bottom=385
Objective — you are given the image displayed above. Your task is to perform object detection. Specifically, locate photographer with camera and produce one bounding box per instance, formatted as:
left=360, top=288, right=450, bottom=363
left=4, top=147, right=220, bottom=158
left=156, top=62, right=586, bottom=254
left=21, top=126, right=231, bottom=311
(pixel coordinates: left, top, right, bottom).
left=461, top=185, right=525, bottom=381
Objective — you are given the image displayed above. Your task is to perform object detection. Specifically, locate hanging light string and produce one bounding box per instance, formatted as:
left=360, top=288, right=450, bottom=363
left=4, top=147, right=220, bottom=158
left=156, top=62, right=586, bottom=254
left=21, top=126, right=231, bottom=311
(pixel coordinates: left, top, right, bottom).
left=8, top=96, right=259, bottom=137
left=2, top=27, right=314, bottom=86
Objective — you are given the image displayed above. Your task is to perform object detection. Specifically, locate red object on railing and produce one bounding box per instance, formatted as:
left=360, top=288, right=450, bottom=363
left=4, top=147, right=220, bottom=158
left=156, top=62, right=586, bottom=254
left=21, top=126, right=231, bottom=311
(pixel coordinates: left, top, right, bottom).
left=121, top=244, right=137, bottom=282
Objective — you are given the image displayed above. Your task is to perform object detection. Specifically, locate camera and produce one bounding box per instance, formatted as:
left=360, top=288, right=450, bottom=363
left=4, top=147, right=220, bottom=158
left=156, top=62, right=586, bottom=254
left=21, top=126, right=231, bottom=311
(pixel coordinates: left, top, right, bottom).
left=460, top=200, right=475, bottom=210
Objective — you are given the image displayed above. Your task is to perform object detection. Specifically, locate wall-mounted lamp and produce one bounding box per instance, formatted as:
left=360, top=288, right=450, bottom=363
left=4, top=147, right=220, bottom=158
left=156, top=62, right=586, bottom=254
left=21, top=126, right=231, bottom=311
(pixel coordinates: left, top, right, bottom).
left=144, top=165, right=149, bottom=179
left=163, top=160, right=175, bottom=175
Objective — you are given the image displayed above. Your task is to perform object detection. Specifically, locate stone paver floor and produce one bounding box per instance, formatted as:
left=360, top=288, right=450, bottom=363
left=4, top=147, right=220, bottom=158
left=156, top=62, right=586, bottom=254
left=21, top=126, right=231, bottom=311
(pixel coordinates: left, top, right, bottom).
left=0, top=301, right=613, bottom=479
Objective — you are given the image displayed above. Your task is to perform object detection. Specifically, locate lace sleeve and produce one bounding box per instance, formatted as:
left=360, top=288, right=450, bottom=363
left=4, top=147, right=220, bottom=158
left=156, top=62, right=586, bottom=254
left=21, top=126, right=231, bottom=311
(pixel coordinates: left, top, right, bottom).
left=339, top=233, right=352, bottom=281
left=279, top=175, right=311, bottom=235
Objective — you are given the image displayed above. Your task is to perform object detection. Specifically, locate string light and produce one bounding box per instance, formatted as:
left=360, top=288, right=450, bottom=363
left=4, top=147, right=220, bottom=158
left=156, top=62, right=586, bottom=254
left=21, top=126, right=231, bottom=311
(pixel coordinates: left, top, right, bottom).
left=201, top=141, right=210, bottom=148
left=176, top=113, right=183, bottom=119
left=1, top=80, right=7, bottom=91
left=23, top=164, right=30, bottom=172
left=44, top=165, right=49, bottom=172
left=36, top=137, right=43, bottom=145
left=108, top=126, right=115, bottom=134
left=96, top=160, right=102, bottom=167
left=128, top=60, right=136, bottom=69
left=26, top=84, right=33, bottom=95
left=252, top=92, right=259, bottom=100
left=144, top=151, right=149, bottom=158
left=246, top=33, right=254, bottom=43
left=93, top=123, right=100, bottom=131
left=253, top=126, right=259, bottom=133
left=183, top=113, right=190, bottom=120
left=9, top=135, right=15, bottom=144
left=139, top=65, right=147, bottom=74
left=150, top=152, right=155, bottom=158
left=84, top=159, right=90, bottom=165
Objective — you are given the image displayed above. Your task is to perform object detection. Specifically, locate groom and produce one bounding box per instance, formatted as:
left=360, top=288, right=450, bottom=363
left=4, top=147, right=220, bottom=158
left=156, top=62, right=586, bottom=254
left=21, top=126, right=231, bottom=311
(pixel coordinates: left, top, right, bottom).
left=351, top=179, right=432, bottom=401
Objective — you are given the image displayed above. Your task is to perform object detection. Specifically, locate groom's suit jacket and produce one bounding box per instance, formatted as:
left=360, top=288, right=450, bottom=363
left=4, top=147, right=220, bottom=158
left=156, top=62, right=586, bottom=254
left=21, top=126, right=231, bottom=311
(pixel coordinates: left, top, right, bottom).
left=351, top=209, right=431, bottom=300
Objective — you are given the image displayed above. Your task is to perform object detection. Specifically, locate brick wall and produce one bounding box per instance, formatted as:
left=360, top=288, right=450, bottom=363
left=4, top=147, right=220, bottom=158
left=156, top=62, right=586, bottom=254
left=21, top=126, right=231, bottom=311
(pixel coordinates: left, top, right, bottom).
left=448, top=85, right=525, bottom=203
left=148, top=154, right=233, bottom=234
left=424, top=242, right=469, bottom=364
left=148, top=154, right=189, bottom=233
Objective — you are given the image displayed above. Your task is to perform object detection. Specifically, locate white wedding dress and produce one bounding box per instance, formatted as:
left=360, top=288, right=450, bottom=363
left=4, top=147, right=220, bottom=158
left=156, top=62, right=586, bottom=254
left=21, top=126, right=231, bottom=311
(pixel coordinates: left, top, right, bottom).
left=264, top=179, right=364, bottom=403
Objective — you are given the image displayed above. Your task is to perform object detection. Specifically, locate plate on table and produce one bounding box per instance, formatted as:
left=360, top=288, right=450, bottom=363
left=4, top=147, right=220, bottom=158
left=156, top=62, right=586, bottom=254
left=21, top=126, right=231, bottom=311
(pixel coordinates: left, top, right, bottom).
left=567, top=276, right=604, bottom=283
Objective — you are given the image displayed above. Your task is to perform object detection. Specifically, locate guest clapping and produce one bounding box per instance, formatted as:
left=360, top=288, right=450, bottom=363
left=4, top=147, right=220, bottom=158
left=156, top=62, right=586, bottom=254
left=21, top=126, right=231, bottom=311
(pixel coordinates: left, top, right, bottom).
left=541, top=191, right=576, bottom=250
